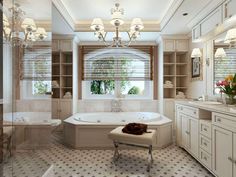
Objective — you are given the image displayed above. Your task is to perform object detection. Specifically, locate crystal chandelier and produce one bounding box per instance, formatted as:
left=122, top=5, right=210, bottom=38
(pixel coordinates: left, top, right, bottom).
left=3, top=3, right=47, bottom=47
left=90, top=3, right=144, bottom=47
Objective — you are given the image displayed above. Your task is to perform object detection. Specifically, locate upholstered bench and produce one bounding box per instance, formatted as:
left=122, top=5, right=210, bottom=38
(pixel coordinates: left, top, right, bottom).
left=108, top=126, right=156, bottom=172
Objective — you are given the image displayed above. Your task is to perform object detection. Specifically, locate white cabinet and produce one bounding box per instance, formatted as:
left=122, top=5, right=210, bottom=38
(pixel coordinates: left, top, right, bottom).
left=201, top=6, right=222, bottom=36
left=212, top=126, right=233, bottom=177
left=223, top=0, right=236, bottom=21
left=163, top=39, right=188, bottom=52
left=164, top=39, right=175, bottom=52
left=52, top=39, right=72, bottom=52
left=180, top=113, right=199, bottom=158
left=52, top=99, right=72, bottom=120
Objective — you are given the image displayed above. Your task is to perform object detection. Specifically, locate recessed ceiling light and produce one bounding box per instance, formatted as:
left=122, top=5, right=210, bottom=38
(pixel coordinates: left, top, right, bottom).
left=183, top=13, right=188, bottom=16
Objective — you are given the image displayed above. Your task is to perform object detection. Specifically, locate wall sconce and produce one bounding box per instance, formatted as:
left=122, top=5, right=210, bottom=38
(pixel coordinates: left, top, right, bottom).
left=214, top=48, right=226, bottom=58
left=191, top=48, right=202, bottom=58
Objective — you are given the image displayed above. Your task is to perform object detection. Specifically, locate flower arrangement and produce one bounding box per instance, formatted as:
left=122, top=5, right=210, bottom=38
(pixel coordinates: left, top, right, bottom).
left=216, top=74, right=236, bottom=104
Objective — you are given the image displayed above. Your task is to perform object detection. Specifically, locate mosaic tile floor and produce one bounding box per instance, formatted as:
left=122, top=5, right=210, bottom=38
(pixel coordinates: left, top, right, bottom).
left=2, top=135, right=214, bottom=177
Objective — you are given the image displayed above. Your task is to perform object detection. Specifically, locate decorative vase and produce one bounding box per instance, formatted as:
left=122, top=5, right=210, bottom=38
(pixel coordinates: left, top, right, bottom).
left=225, top=94, right=235, bottom=105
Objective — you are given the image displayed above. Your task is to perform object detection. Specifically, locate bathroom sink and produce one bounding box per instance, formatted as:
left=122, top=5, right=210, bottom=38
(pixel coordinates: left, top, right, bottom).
left=189, top=101, right=222, bottom=105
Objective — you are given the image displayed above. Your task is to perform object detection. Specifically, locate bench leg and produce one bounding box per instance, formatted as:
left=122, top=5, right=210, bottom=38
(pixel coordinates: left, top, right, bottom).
left=113, top=141, right=120, bottom=162
left=147, top=145, right=153, bottom=172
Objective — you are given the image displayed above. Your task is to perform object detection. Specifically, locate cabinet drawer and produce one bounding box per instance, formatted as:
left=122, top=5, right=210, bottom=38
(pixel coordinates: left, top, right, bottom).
left=200, top=134, right=212, bottom=154
left=181, top=106, right=199, bottom=118
left=200, top=120, right=211, bottom=139
left=199, top=148, right=212, bottom=170
left=212, top=112, right=236, bottom=132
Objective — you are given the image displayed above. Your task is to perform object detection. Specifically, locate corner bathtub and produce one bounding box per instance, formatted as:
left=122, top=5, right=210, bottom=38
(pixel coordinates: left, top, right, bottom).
left=64, top=112, right=173, bottom=148
left=3, top=112, right=61, bottom=150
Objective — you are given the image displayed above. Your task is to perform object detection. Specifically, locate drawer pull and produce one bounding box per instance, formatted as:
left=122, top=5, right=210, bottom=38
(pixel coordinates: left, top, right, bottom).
left=228, top=157, right=233, bottom=162
left=217, top=118, right=221, bottom=122
left=185, top=131, right=190, bottom=134
left=203, top=128, right=207, bottom=131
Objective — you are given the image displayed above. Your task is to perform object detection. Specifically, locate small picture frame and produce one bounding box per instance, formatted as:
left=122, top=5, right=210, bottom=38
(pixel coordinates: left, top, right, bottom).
left=191, top=57, right=200, bottom=78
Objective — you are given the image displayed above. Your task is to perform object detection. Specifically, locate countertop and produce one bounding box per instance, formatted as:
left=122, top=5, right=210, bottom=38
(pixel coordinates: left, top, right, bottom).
left=175, top=100, right=236, bottom=117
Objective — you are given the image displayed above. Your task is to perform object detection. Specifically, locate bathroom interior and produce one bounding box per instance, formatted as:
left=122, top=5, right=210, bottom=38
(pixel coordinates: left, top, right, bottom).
left=1, top=0, right=236, bottom=176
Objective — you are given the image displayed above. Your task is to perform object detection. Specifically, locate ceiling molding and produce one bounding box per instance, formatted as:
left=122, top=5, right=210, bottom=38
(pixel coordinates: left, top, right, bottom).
left=74, top=20, right=160, bottom=32
left=35, top=20, right=51, bottom=31
left=79, top=41, right=157, bottom=46
left=52, top=0, right=75, bottom=30
left=160, top=0, right=184, bottom=31
left=187, top=0, right=223, bottom=28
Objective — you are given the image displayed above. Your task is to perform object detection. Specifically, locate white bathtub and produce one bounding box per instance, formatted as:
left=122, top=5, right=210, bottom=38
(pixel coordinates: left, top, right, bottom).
left=4, top=112, right=61, bottom=126
left=3, top=112, right=61, bottom=150
left=64, top=112, right=173, bottom=148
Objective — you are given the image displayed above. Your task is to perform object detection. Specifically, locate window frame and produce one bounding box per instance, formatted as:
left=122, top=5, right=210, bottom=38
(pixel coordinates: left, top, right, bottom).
left=82, top=80, right=153, bottom=100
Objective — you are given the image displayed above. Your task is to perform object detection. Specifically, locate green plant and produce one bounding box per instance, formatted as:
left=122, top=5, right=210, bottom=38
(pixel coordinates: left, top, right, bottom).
left=128, top=86, right=140, bottom=95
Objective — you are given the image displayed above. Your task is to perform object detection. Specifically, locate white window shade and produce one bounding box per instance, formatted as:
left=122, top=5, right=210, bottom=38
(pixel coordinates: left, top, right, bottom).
left=21, top=45, right=51, bottom=80
left=83, top=47, right=152, bottom=81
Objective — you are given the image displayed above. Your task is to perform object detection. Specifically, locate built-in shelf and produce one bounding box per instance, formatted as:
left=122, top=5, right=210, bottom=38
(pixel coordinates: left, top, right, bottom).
left=163, top=51, right=188, bottom=99
left=52, top=51, right=73, bottom=99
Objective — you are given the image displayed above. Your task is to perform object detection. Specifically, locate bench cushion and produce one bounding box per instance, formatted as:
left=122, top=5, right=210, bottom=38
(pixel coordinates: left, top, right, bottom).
left=108, top=126, right=156, bottom=145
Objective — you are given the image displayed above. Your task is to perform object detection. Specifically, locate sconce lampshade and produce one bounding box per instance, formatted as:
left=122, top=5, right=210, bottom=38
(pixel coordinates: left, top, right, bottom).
left=225, top=28, right=236, bottom=44
left=90, top=18, right=104, bottom=31
left=191, top=48, right=202, bottom=58
left=215, top=48, right=226, bottom=58
left=21, top=18, right=37, bottom=31
left=130, top=18, right=144, bottom=31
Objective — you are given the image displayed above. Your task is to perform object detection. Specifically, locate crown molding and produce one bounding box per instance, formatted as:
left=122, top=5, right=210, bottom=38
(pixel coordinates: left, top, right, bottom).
left=52, top=0, right=75, bottom=30
left=79, top=41, right=157, bottom=46
left=74, top=20, right=160, bottom=32
left=160, top=0, right=184, bottom=31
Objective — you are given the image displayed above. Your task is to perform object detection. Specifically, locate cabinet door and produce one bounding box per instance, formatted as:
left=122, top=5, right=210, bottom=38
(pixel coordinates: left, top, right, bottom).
left=175, top=40, right=188, bottom=52
left=212, top=126, right=233, bottom=177
left=60, top=40, right=72, bottom=52
left=181, top=115, right=190, bottom=149
left=52, top=99, right=59, bottom=119
left=223, top=0, right=236, bottom=21
left=52, top=40, right=59, bottom=52
left=164, top=40, right=175, bottom=52
left=176, top=107, right=182, bottom=146
left=189, top=118, right=199, bottom=158
left=59, top=100, right=72, bottom=120
left=201, top=7, right=222, bottom=36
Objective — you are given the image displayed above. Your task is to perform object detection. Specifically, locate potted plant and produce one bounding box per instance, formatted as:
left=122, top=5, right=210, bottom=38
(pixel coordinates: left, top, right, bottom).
left=216, top=74, right=236, bottom=105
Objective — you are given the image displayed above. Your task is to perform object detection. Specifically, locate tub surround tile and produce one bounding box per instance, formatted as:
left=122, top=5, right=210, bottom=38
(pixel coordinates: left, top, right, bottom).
left=16, top=100, right=51, bottom=112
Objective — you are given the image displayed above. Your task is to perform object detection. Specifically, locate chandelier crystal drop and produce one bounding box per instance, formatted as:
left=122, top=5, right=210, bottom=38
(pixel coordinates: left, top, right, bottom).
left=3, top=3, right=47, bottom=47
left=90, top=3, right=144, bottom=47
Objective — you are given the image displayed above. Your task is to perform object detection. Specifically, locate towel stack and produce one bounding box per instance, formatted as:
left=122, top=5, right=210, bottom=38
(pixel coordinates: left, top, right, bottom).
left=52, top=80, right=59, bottom=88
left=164, top=80, right=174, bottom=88
left=63, top=92, right=72, bottom=99
left=176, top=91, right=186, bottom=99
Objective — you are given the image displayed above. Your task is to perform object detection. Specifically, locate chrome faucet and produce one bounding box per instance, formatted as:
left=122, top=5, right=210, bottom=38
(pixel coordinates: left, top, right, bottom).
left=111, top=99, right=122, bottom=112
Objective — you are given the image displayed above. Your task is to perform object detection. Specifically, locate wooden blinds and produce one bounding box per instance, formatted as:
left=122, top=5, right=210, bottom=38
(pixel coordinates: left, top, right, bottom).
left=21, top=45, right=51, bottom=80
left=82, top=46, right=154, bottom=81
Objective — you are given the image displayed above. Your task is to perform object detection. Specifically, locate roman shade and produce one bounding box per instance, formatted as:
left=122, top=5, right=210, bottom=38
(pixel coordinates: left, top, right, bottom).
left=21, top=45, right=51, bottom=80
left=83, top=47, right=152, bottom=81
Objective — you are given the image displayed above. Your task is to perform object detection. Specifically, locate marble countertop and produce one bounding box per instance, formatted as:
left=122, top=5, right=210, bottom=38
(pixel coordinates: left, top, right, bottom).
left=175, top=100, right=236, bottom=117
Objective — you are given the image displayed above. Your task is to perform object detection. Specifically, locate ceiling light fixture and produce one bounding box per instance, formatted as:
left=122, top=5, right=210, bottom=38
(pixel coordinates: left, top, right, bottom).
left=3, top=3, right=47, bottom=47
left=90, top=3, right=144, bottom=47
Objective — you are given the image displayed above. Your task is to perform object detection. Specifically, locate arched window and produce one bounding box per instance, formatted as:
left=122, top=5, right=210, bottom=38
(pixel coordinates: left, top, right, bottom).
left=82, top=47, right=154, bottom=99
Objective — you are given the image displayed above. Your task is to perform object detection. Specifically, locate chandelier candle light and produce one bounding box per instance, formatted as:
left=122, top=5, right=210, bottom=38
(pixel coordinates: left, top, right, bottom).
left=3, top=3, right=47, bottom=46
left=90, top=3, right=144, bottom=47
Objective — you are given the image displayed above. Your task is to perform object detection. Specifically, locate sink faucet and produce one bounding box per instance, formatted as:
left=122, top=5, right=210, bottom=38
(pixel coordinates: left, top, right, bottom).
left=111, top=99, right=122, bottom=112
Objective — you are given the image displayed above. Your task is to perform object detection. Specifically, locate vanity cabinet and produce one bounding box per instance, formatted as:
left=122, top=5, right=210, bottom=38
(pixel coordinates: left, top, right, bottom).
left=212, top=112, right=236, bottom=177
left=52, top=99, right=72, bottom=120
left=223, top=0, right=236, bottom=21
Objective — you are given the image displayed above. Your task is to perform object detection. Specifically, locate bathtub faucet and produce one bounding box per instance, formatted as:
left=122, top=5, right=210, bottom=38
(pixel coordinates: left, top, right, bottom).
left=111, top=99, right=122, bottom=112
